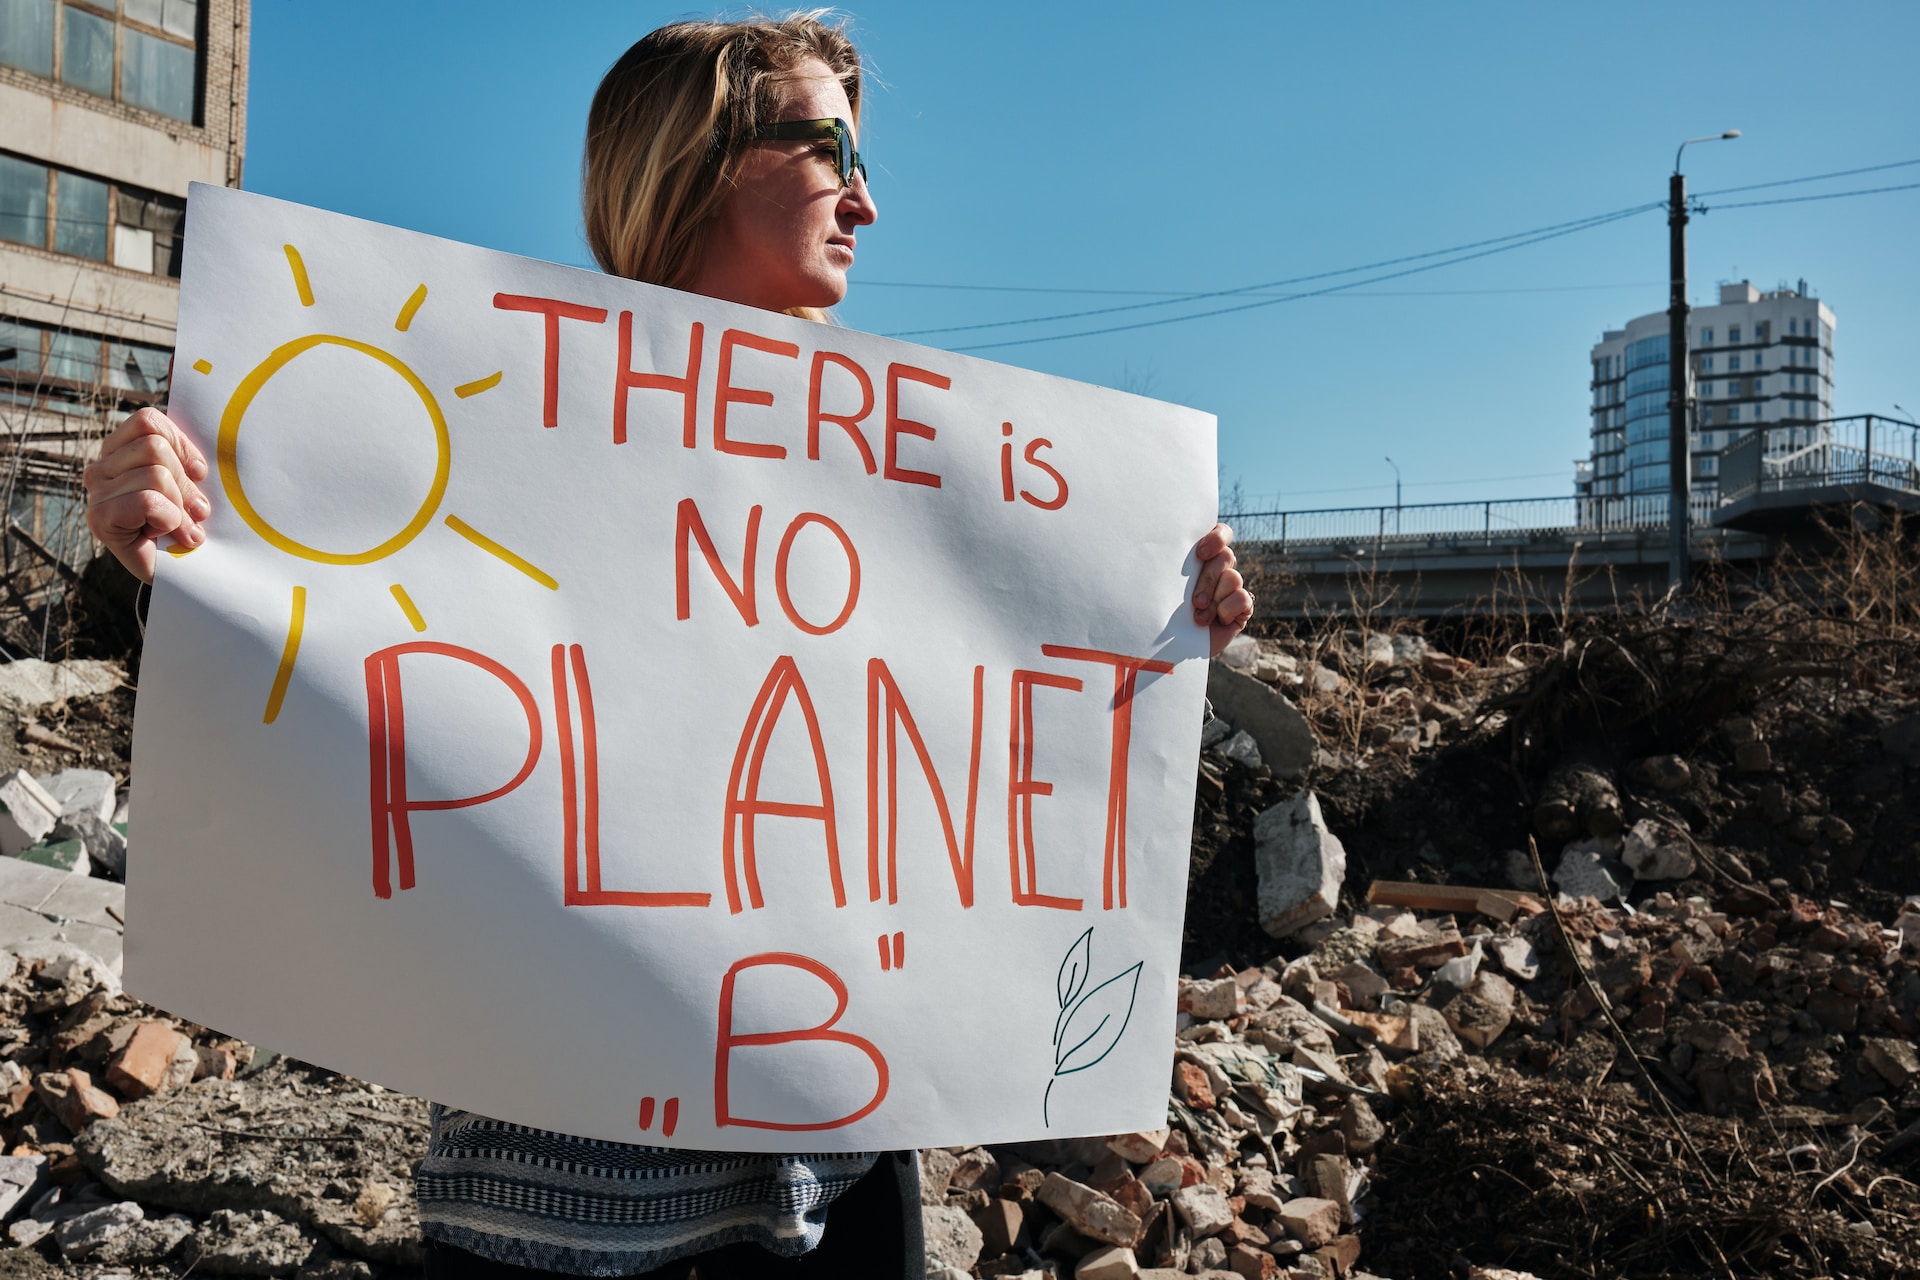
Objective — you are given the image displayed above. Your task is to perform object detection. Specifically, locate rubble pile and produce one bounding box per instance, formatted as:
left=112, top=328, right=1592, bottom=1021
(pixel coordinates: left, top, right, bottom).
left=7, top=578, right=1920, bottom=1279
left=1, top=938, right=416, bottom=1277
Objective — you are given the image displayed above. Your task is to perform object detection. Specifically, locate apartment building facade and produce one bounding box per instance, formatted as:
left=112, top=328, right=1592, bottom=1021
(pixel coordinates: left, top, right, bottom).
left=0, top=0, right=247, bottom=564
left=1583, top=281, right=1836, bottom=503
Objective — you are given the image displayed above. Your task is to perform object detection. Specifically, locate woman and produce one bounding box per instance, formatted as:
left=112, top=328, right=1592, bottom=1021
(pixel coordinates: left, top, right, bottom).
left=83, top=13, right=1252, bottom=1278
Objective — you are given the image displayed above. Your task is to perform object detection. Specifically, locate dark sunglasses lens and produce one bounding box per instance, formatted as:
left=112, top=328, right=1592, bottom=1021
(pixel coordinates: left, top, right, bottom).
left=837, top=132, right=855, bottom=185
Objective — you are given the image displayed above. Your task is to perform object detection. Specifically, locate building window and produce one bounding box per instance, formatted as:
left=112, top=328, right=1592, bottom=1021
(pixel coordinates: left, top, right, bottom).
left=1729, top=326, right=1741, bottom=343
left=1700, top=382, right=1714, bottom=397
left=1703, top=356, right=1714, bottom=371
left=1728, top=355, right=1740, bottom=372
left=1702, top=328, right=1714, bottom=344
left=1729, top=406, right=1740, bottom=423
left=0, top=150, right=184, bottom=275
left=0, top=0, right=200, bottom=124
left=0, top=315, right=170, bottom=403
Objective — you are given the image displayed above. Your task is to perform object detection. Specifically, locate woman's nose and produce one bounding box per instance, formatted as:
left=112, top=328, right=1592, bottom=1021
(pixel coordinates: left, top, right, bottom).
left=843, top=170, right=877, bottom=226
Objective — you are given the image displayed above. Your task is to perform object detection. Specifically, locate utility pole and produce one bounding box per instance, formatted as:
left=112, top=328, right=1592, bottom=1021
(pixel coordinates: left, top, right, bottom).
left=1668, top=130, right=1740, bottom=595
left=1385, top=456, right=1401, bottom=534
left=1667, top=168, right=1691, bottom=594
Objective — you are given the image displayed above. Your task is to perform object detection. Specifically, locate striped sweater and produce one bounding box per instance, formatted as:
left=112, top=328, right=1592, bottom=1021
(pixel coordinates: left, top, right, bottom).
left=417, top=1105, right=880, bottom=1276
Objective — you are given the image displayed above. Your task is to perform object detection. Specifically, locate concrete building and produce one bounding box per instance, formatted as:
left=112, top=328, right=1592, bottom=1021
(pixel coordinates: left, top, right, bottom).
left=1582, top=280, right=1836, bottom=506
left=0, top=0, right=247, bottom=571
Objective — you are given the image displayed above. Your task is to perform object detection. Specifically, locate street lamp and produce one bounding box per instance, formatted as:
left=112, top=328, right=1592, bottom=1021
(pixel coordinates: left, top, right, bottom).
left=1384, top=455, right=1401, bottom=533
left=1667, top=129, right=1741, bottom=597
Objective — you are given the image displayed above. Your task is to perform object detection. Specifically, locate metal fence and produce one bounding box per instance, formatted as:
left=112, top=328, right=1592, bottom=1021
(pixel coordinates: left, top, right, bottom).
left=1227, top=492, right=1720, bottom=549
left=1719, top=413, right=1920, bottom=504
left=1234, top=414, right=1920, bottom=550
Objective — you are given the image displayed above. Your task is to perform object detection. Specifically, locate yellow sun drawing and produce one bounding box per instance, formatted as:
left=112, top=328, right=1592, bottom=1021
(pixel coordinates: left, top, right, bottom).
left=191, top=243, right=557, bottom=724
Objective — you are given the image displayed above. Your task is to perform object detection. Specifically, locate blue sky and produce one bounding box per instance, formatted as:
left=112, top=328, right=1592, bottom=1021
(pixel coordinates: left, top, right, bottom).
left=246, top=1, right=1920, bottom=514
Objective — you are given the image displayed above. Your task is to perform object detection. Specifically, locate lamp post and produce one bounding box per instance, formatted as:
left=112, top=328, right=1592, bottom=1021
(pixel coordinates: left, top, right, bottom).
left=1385, top=455, right=1401, bottom=533
left=1668, top=129, right=1741, bottom=596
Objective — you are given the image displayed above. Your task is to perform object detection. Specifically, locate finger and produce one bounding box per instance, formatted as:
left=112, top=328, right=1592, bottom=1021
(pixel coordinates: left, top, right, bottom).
left=98, top=407, right=209, bottom=484
left=1208, top=587, right=1254, bottom=657
left=1192, top=544, right=1238, bottom=623
left=86, top=489, right=199, bottom=584
left=1209, top=565, right=1245, bottom=609
left=1194, top=521, right=1234, bottom=562
left=86, top=432, right=212, bottom=521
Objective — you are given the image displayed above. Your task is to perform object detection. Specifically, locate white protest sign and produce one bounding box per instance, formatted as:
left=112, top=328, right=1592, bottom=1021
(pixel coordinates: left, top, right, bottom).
left=128, top=184, right=1216, bottom=1151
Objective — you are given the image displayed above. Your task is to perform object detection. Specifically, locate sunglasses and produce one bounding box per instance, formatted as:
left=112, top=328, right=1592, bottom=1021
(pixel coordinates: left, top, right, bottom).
left=750, top=117, right=867, bottom=189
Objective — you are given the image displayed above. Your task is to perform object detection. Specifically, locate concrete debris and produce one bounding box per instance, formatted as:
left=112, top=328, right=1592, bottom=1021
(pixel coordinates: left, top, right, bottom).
left=1253, top=791, right=1347, bottom=938
left=924, top=1202, right=986, bottom=1273
left=0, top=659, right=122, bottom=711
left=53, top=1197, right=143, bottom=1258
left=1206, top=662, right=1315, bottom=780
left=1552, top=836, right=1631, bottom=902
left=1620, top=817, right=1696, bottom=881
left=0, top=769, right=60, bottom=856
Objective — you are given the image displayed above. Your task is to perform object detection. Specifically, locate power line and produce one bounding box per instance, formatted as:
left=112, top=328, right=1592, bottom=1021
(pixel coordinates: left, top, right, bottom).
left=862, top=279, right=1660, bottom=299
left=1700, top=180, right=1920, bottom=211
left=1694, top=156, right=1920, bottom=198
left=887, top=201, right=1663, bottom=340
left=950, top=204, right=1659, bottom=352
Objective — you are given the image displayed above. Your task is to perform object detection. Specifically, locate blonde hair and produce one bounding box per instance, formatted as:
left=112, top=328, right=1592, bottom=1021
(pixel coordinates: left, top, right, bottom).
left=583, top=12, right=863, bottom=323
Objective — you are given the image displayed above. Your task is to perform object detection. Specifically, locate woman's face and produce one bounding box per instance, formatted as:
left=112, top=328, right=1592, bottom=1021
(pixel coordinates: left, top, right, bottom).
left=690, top=57, right=878, bottom=312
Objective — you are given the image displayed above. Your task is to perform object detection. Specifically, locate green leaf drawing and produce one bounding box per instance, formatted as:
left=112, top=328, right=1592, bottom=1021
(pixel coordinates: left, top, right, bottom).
left=1056, top=927, right=1092, bottom=1011
left=1054, top=961, right=1143, bottom=1077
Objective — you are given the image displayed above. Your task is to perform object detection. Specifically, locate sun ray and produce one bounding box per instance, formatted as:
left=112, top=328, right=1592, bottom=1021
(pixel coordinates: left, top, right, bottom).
left=264, top=585, right=307, bottom=724
left=191, top=359, right=213, bottom=375
left=395, top=284, right=428, bottom=332
left=389, top=583, right=427, bottom=631
left=444, top=515, right=558, bottom=590
left=454, top=371, right=502, bottom=399
left=283, top=245, right=315, bottom=307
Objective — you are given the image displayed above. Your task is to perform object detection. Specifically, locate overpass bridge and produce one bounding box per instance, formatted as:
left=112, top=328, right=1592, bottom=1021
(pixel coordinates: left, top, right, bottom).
left=1234, top=414, right=1920, bottom=619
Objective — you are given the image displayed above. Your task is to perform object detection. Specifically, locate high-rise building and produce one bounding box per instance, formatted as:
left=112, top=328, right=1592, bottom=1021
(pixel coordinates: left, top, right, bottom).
left=0, top=0, right=248, bottom=574
left=1582, top=281, right=1836, bottom=503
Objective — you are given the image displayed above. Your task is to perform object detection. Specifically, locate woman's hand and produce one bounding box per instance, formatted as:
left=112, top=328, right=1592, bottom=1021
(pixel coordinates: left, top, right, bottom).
left=1193, top=522, right=1253, bottom=657
left=83, top=407, right=212, bottom=584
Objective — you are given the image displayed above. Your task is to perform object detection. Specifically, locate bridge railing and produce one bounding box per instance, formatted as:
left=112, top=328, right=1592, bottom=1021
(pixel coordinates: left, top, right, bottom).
left=1228, top=492, right=1719, bottom=549
left=1719, top=414, right=1920, bottom=503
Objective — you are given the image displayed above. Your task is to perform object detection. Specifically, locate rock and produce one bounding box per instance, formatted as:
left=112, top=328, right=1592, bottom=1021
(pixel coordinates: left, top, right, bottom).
left=1206, top=663, right=1314, bottom=780
left=1139, top=1156, right=1184, bottom=1197
left=1180, top=978, right=1243, bottom=1020
left=1631, top=755, right=1692, bottom=791
left=1339, top=1098, right=1386, bottom=1156
left=1427, top=939, right=1483, bottom=1003
left=93, top=1214, right=196, bottom=1268
left=922, top=1204, right=985, bottom=1273
left=1229, top=1241, right=1279, bottom=1278
left=1174, top=1060, right=1217, bottom=1110
left=75, top=1068, right=428, bottom=1266
left=0, top=1154, right=49, bottom=1220
left=42, top=770, right=117, bottom=823
left=1534, top=763, right=1623, bottom=840
left=1277, top=1196, right=1342, bottom=1248
left=1444, top=971, right=1516, bottom=1049
left=1201, top=716, right=1233, bottom=748
left=1077, top=1244, right=1142, bottom=1279
left=919, top=1147, right=959, bottom=1204
left=106, top=1021, right=192, bottom=1100
left=1218, top=634, right=1260, bottom=673
left=1171, top=1183, right=1234, bottom=1238
left=1735, top=741, right=1773, bottom=773
left=54, top=1200, right=143, bottom=1258
left=971, top=1196, right=1024, bottom=1254
left=1106, top=1129, right=1169, bottom=1164
left=1621, top=818, right=1695, bottom=881
left=0, top=769, right=61, bottom=855
left=50, top=811, right=126, bottom=878
left=1253, top=791, right=1347, bottom=938
left=35, top=1068, right=119, bottom=1130
left=1490, top=936, right=1540, bottom=982
left=948, top=1146, right=1001, bottom=1193
left=1038, top=1173, right=1143, bottom=1247
left=1403, top=1003, right=1462, bottom=1062
left=1254, top=651, right=1299, bottom=685
left=0, top=659, right=121, bottom=711
left=1376, top=925, right=1466, bottom=971
left=15, top=837, right=89, bottom=875
left=1553, top=837, right=1630, bottom=902
left=1863, top=1038, right=1920, bottom=1088
left=1218, top=731, right=1263, bottom=769
left=185, top=1207, right=318, bottom=1276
